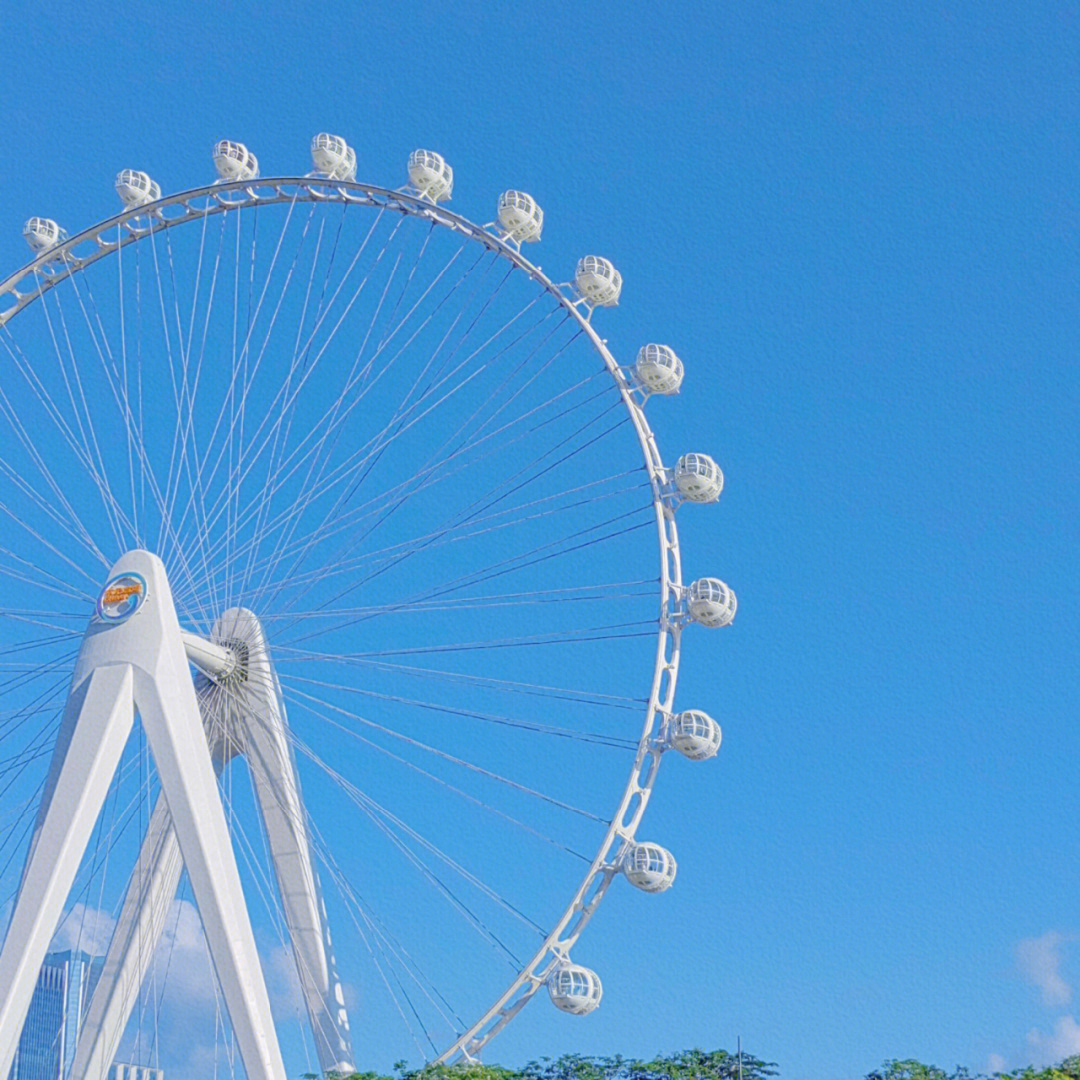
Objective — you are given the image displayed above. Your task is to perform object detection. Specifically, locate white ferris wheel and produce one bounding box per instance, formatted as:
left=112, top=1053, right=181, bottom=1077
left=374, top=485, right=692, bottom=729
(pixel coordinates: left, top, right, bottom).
left=0, top=137, right=735, bottom=1080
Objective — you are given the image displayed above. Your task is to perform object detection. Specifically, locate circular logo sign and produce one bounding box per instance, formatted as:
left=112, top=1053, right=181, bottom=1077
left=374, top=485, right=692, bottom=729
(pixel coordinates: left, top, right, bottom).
left=96, top=572, right=147, bottom=622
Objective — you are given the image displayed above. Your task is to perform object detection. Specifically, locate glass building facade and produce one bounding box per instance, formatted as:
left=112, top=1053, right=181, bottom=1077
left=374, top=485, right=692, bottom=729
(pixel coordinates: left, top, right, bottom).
left=7, top=950, right=103, bottom=1080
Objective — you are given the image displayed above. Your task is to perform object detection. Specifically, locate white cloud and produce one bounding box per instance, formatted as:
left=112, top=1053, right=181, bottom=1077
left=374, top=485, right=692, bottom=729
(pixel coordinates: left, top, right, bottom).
left=43, top=899, right=336, bottom=1075
left=986, top=1053, right=1007, bottom=1073
left=1027, top=1014, right=1080, bottom=1060
left=148, top=897, right=218, bottom=1005
left=112, top=897, right=222, bottom=1073
left=1018, top=931, right=1076, bottom=1006
left=266, top=940, right=305, bottom=1015
left=52, top=902, right=118, bottom=956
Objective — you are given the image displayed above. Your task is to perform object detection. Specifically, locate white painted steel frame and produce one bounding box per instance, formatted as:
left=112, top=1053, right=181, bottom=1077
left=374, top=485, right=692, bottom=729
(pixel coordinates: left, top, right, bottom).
left=0, top=177, right=686, bottom=1065
left=67, top=607, right=354, bottom=1080
left=0, top=551, right=287, bottom=1080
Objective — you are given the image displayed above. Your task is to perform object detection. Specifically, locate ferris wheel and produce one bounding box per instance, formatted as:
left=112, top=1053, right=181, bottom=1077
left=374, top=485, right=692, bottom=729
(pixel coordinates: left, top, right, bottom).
left=0, top=136, right=735, bottom=1080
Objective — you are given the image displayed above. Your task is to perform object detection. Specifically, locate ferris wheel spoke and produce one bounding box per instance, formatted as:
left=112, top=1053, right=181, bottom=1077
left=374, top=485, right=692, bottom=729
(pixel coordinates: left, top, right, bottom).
left=43, top=283, right=135, bottom=552
left=0, top=552, right=94, bottom=606
left=168, top=204, right=321, bottom=627
left=275, top=498, right=654, bottom=649
left=283, top=682, right=610, bottom=826
left=12, top=290, right=128, bottom=555
left=312, top=832, right=458, bottom=1054
left=310, top=384, right=627, bottom=601
left=0, top=728, right=59, bottom=793
left=9, top=746, right=151, bottom=931
left=319, top=380, right=624, bottom=570
left=230, top=468, right=643, bottom=610
left=125, top=229, right=218, bottom=622
left=210, top=205, right=324, bottom=612
left=242, top=234, right=487, bottom=604
left=0, top=498, right=110, bottom=597
left=232, top=214, right=339, bottom=605
left=276, top=675, right=638, bottom=750
left=0, top=679, right=69, bottom=730
left=264, top=578, right=656, bottom=620
left=0, top=370, right=111, bottom=569
left=299, top=201, right=349, bottom=353
left=236, top=293, right=569, bottom=589
left=147, top=224, right=193, bottom=553
left=61, top=263, right=151, bottom=548
left=167, top=214, right=233, bottom=620
left=0, top=610, right=85, bottom=638
left=165, top=194, right=305, bottom=577
left=165, top=202, right=314, bottom=587
left=292, top=732, right=527, bottom=967
left=0, top=455, right=110, bottom=576
left=0, top=676, right=67, bottom=759
left=41, top=251, right=202, bottom=611
left=64, top=261, right=161, bottom=557
left=226, top=682, right=495, bottom=1056
left=308, top=812, right=468, bottom=1034
left=279, top=618, right=653, bottom=663
left=287, top=653, right=645, bottom=712
left=252, top=290, right=568, bottom=603
left=207, top=231, right=486, bottom=581
left=216, top=780, right=347, bottom=1053
left=318, top=846, right=438, bottom=1060
left=230, top=217, right=425, bottom=604
left=250, top=379, right=632, bottom=627
left=218, top=687, right=446, bottom=1059
left=282, top=679, right=610, bottom=843
left=181, top=212, right=415, bottom=573
left=113, top=225, right=140, bottom=544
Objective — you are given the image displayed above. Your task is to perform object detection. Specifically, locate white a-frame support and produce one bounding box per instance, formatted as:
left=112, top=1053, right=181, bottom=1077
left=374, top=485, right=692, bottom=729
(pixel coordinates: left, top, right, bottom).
left=68, top=608, right=354, bottom=1080
left=0, top=551, right=287, bottom=1080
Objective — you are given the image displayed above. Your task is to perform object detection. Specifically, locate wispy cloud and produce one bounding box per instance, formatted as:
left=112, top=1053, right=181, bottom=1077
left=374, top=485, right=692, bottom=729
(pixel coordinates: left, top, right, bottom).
left=266, top=940, right=305, bottom=1015
left=48, top=898, right=221, bottom=1070
left=1017, top=931, right=1076, bottom=1007
left=40, top=899, right=333, bottom=1075
left=993, top=932, right=1080, bottom=1069
left=1027, top=1015, right=1080, bottom=1059
left=52, top=902, right=119, bottom=956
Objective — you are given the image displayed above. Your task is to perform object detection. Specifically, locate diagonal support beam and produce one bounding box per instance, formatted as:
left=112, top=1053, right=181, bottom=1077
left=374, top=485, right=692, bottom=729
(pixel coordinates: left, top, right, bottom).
left=227, top=608, right=354, bottom=1074
left=0, top=663, right=134, bottom=1078
left=71, top=789, right=184, bottom=1080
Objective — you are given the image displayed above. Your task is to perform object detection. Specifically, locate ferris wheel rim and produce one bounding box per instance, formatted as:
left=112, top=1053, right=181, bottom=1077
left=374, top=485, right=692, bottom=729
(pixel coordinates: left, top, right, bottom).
left=0, top=173, right=686, bottom=1065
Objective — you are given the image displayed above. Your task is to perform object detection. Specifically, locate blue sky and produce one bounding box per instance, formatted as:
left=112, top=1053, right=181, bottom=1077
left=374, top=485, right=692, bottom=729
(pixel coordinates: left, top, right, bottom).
left=1, top=2, right=1079, bottom=1078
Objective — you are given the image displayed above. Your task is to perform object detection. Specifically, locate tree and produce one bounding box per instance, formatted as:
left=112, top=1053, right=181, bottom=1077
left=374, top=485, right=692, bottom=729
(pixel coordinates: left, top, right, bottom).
left=329, top=1049, right=777, bottom=1080
left=623, top=1048, right=778, bottom=1080
left=994, top=1058, right=1080, bottom=1080
left=867, top=1062, right=953, bottom=1080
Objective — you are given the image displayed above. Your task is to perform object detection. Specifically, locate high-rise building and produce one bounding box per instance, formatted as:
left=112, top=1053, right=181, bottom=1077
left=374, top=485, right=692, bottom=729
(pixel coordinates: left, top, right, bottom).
left=7, top=950, right=103, bottom=1080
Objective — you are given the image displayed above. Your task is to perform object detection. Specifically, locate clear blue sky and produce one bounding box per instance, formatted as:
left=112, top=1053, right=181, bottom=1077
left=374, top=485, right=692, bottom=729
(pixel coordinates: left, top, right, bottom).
left=1, top=2, right=1078, bottom=1078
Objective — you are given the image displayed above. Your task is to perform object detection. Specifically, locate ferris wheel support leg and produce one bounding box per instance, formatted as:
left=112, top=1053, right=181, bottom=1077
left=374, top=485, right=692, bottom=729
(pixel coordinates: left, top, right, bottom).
left=120, top=559, right=287, bottom=1080
left=0, top=664, right=135, bottom=1080
left=69, top=790, right=184, bottom=1080
left=247, top=719, right=354, bottom=1073
left=215, top=608, right=355, bottom=1075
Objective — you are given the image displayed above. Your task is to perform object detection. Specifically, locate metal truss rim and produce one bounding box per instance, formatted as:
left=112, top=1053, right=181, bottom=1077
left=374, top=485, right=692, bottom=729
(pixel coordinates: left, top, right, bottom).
left=0, top=175, right=684, bottom=1064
